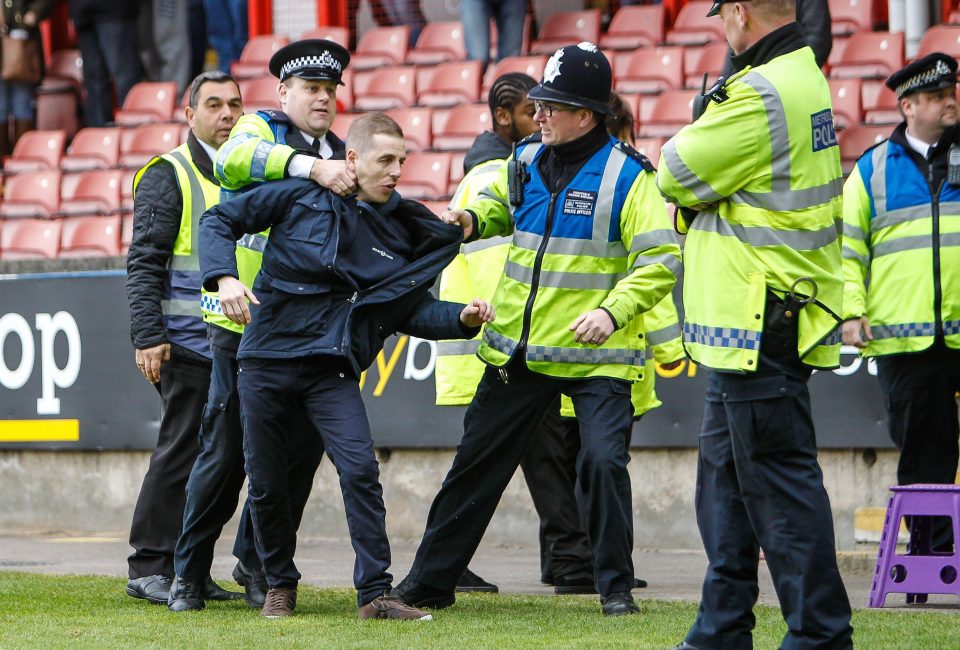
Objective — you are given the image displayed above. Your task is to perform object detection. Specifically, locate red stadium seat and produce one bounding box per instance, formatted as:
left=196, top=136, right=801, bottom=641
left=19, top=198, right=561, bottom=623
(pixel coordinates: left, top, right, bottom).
left=59, top=214, right=122, bottom=257
left=353, top=67, right=417, bottom=111
left=396, top=152, right=452, bottom=200
left=3, top=130, right=66, bottom=173
left=633, top=137, right=665, bottom=168
left=121, top=169, right=136, bottom=212
left=300, top=26, right=349, bottom=48
left=950, top=10, right=960, bottom=25
left=114, top=82, right=178, bottom=125
left=352, top=26, right=411, bottom=70
left=665, top=1, right=725, bottom=46
left=121, top=213, right=133, bottom=255
left=35, top=87, right=80, bottom=138
left=839, top=124, right=890, bottom=174
left=684, top=42, right=729, bottom=89
left=385, top=107, right=433, bottom=151
left=433, top=103, right=491, bottom=151
left=862, top=82, right=900, bottom=125
left=59, top=169, right=124, bottom=217
left=420, top=200, right=449, bottom=217
left=829, top=31, right=904, bottom=80
left=119, top=124, right=183, bottom=169
left=600, top=5, right=665, bottom=50
left=230, top=35, right=290, bottom=79
left=828, top=78, right=863, bottom=129
left=0, top=170, right=61, bottom=218
left=915, top=25, right=960, bottom=60
left=638, top=89, right=697, bottom=138
left=449, top=150, right=466, bottom=195
left=238, top=77, right=281, bottom=113
left=615, top=47, right=684, bottom=95
left=406, top=21, right=467, bottom=65
left=829, top=0, right=875, bottom=36
left=0, top=218, right=61, bottom=260
left=417, top=61, right=483, bottom=108
left=330, top=111, right=363, bottom=142
left=482, top=55, right=546, bottom=95
left=530, top=10, right=601, bottom=55
left=61, top=127, right=122, bottom=171
left=45, top=48, right=83, bottom=92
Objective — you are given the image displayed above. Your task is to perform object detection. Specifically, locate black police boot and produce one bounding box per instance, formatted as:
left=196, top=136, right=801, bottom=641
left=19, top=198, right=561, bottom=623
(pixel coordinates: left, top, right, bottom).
left=232, top=561, right=268, bottom=609
left=167, top=576, right=205, bottom=612
left=391, top=576, right=456, bottom=609
left=555, top=575, right=648, bottom=595
left=125, top=575, right=173, bottom=604
left=600, top=591, right=639, bottom=616
left=455, top=568, right=499, bottom=593
left=203, top=575, right=242, bottom=601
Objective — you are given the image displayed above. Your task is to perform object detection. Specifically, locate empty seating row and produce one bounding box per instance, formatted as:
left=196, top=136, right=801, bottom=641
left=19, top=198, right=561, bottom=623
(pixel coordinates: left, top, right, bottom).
left=0, top=215, right=129, bottom=260
left=0, top=169, right=134, bottom=219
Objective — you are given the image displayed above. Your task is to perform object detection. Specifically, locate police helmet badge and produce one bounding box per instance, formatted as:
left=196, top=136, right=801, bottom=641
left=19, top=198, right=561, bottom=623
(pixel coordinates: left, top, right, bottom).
left=543, top=49, right=564, bottom=84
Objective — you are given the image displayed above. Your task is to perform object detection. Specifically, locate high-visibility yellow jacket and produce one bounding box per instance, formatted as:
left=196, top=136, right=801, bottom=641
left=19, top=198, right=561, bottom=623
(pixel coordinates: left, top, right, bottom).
left=134, top=143, right=220, bottom=354
left=842, top=133, right=960, bottom=355
left=467, top=135, right=681, bottom=382
left=657, top=45, right=844, bottom=371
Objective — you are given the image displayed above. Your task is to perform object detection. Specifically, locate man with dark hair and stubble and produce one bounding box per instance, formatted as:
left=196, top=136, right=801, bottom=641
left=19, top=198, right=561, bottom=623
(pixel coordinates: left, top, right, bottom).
left=125, top=70, right=246, bottom=606
left=200, top=112, right=495, bottom=620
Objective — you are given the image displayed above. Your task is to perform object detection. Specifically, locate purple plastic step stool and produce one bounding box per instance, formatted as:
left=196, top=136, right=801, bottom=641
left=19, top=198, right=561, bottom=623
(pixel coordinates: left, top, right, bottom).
left=868, top=484, right=960, bottom=608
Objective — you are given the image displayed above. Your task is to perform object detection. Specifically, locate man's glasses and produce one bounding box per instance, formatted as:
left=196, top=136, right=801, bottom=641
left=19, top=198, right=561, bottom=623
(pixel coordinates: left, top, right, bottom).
left=534, top=101, right=576, bottom=117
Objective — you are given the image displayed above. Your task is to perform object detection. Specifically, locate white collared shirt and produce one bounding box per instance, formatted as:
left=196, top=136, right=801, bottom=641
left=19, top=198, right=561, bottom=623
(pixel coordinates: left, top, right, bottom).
left=288, top=130, right=334, bottom=178
left=904, top=128, right=936, bottom=159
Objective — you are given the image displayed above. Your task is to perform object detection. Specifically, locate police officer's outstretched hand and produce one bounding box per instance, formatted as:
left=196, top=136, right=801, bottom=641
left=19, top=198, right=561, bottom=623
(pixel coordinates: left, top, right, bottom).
left=217, top=275, right=260, bottom=326
left=570, top=309, right=616, bottom=346
left=310, top=159, right=358, bottom=196
left=841, top=316, right=873, bottom=349
left=439, top=209, right=474, bottom=239
left=460, top=299, right=495, bottom=328
left=135, top=343, right=170, bottom=384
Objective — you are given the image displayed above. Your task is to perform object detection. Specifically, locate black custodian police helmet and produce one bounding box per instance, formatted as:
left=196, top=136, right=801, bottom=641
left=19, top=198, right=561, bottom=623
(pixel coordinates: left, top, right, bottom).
left=886, top=52, right=958, bottom=100
left=268, top=39, right=351, bottom=85
left=527, top=42, right=612, bottom=115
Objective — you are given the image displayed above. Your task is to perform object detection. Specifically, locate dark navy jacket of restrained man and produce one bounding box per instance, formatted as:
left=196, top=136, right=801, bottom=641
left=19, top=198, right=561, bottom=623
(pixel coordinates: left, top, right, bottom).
left=198, top=177, right=480, bottom=376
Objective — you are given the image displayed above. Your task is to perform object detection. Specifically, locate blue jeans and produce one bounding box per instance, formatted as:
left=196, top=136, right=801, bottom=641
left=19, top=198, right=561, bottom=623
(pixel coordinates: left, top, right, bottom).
left=0, top=81, right=34, bottom=120
left=174, top=337, right=324, bottom=580
left=459, top=0, right=526, bottom=67
left=239, top=357, right=392, bottom=607
left=76, top=18, right=143, bottom=127
left=203, top=0, right=248, bottom=72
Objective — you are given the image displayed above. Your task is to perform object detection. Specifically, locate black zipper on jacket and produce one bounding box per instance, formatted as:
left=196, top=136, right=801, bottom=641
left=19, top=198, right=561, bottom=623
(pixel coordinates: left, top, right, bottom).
left=518, top=192, right=558, bottom=353
left=928, top=165, right=944, bottom=337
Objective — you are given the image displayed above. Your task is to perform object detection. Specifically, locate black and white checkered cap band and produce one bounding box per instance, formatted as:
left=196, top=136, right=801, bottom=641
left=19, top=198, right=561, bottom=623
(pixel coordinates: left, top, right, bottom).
left=280, top=51, right=343, bottom=79
left=896, top=60, right=955, bottom=97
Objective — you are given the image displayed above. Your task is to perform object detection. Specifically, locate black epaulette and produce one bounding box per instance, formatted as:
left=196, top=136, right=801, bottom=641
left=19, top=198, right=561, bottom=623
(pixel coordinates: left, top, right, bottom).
left=705, top=75, right=730, bottom=104
left=615, top=141, right=655, bottom=172
left=258, top=109, right=290, bottom=123
left=859, top=136, right=890, bottom=160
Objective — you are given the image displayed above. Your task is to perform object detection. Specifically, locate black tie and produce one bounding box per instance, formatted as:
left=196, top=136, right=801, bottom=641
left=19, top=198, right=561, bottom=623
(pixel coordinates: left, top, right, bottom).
left=311, top=137, right=322, bottom=155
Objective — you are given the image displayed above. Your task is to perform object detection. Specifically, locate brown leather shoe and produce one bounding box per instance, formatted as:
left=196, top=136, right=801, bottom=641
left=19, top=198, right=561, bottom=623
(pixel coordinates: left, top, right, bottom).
left=359, top=594, right=433, bottom=620
left=260, top=587, right=297, bottom=618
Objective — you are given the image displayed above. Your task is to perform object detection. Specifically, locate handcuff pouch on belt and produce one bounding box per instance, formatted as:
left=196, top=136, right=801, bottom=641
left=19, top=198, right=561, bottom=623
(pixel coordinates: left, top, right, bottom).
left=763, top=277, right=817, bottom=358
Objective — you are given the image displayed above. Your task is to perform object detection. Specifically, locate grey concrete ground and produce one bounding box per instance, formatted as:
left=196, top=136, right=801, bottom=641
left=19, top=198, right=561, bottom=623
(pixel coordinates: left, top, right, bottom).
left=0, top=532, right=934, bottom=610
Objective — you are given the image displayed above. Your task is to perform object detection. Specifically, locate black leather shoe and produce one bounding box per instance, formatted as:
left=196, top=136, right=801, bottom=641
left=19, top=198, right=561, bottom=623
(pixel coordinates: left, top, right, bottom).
left=125, top=575, right=173, bottom=605
left=168, top=576, right=205, bottom=612
left=391, top=576, right=456, bottom=609
left=203, top=576, right=242, bottom=601
left=455, top=568, right=499, bottom=593
left=232, top=561, right=268, bottom=609
left=555, top=576, right=648, bottom=595
left=601, top=591, right=639, bottom=616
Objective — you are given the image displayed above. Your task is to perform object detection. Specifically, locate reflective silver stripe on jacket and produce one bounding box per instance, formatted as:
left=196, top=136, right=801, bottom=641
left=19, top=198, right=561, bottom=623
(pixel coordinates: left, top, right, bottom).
left=727, top=71, right=842, bottom=211
left=683, top=322, right=762, bottom=350
left=484, top=328, right=645, bottom=366
left=871, top=202, right=960, bottom=231
left=842, top=222, right=867, bottom=242
left=645, top=322, right=681, bottom=347
left=872, top=232, right=960, bottom=258
left=161, top=298, right=201, bottom=317
left=166, top=149, right=205, bottom=272
left=462, top=235, right=510, bottom=255
left=691, top=210, right=838, bottom=250
left=238, top=233, right=268, bottom=254
left=503, top=259, right=625, bottom=291
left=451, top=160, right=503, bottom=207
left=215, top=131, right=256, bottom=181
left=868, top=141, right=890, bottom=216
left=660, top=138, right=725, bottom=203
left=437, top=339, right=482, bottom=356
left=870, top=322, right=938, bottom=339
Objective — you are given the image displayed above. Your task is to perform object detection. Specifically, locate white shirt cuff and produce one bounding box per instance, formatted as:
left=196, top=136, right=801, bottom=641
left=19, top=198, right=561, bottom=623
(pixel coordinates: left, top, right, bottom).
left=288, top=154, right=314, bottom=179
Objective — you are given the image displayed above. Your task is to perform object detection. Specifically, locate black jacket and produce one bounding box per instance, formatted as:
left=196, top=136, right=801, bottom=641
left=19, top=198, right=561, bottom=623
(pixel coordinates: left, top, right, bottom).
left=126, top=133, right=214, bottom=362
left=720, top=2, right=832, bottom=77
left=200, top=179, right=478, bottom=377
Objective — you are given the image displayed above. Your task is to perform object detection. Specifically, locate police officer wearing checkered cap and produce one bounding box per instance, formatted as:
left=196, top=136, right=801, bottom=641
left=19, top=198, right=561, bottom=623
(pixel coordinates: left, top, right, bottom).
left=214, top=38, right=355, bottom=197
left=841, top=52, right=960, bottom=556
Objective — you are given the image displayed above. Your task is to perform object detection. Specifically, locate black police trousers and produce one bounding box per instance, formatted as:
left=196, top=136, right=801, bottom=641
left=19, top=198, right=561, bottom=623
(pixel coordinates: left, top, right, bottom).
left=128, top=354, right=210, bottom=579
left=685, top=369, right=853, bottom=650
left=173, top=339, right=324, bottom=580
left=407, top=358, right=636, bottom=597
left=876, top=340, right=960, bottom=551
left=238, top=357, right=392, bottom=607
